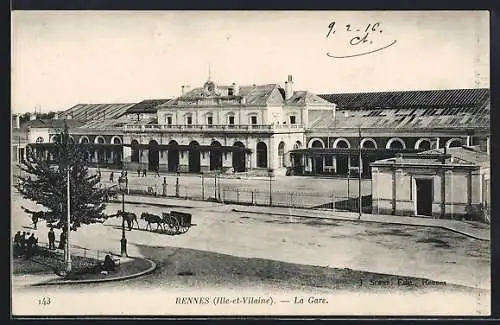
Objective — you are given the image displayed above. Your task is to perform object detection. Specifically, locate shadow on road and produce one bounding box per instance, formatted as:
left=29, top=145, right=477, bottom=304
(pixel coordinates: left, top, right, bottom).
left=132, top=244, right=485, bottom=294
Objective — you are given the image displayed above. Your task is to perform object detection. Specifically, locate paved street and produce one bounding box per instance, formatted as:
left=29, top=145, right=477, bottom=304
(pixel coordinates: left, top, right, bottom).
left=11, top=189, right=490, bottom=315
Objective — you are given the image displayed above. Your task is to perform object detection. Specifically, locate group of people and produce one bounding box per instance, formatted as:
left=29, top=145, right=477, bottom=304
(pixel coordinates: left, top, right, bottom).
left=136, top=167, right=161, bottom=177
left=13, top=231, right=39, bottom=258
left=110, top=170, right=128, bottom=184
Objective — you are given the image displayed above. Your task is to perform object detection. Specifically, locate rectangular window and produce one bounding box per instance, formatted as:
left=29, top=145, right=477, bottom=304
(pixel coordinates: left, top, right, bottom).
left=251, top=116, right=257, bottom=125
left=187, top=116, right=192, bottom=125
left=228, top=116, right=235, bottom=125
left=290, top=115, right=296, bottom=124
left=207, top=116, right=213, bottom=125
left=166, top=116, right=172, bottom=125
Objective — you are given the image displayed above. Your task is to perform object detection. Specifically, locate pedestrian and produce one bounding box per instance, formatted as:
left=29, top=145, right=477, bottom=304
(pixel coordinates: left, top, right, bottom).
left=20, top=231, right=27, bottom=253
left=137, top=168, right=141, bottom=177
left=26, top=233, right=37, bottom=258
left=13, top=231, right=21, bottom=256
left=156, top=167, right=160, bottom=177
left=48, top=227, right=56, bottom=250
left=32, top=213, right=38, bottom=230
left=143, top=169, right=147, bottom=177
left=110, top=171, right=114, bottom=182
left=162, top=177, right=167, bottom=197
left=58, top=229, right=66, bottom=250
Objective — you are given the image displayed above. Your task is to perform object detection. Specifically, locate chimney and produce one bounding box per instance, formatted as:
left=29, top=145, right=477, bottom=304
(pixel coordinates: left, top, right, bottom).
left=285, top=75, right=294, bottom=100
left=29, top=112, right=36, bottom=121
left=232, top=83, right=239, bottom=96
left=181, top=85, right=185, bottom=96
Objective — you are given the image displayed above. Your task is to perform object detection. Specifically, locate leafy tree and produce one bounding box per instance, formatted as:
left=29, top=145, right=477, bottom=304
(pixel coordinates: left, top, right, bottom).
left=15, top=124, right=116, bottom=230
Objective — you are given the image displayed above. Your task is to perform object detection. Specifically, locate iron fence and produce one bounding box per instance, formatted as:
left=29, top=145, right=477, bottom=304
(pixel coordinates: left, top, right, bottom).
left=106, top=181, right=372, bottom=212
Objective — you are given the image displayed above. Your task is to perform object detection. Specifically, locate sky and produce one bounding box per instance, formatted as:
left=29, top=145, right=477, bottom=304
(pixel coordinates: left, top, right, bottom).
left=11, top=11, right=489, bottom=114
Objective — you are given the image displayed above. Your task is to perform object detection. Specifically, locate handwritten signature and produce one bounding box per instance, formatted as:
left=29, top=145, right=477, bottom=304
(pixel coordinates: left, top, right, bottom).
left=325, top=21, right=397, bottom=58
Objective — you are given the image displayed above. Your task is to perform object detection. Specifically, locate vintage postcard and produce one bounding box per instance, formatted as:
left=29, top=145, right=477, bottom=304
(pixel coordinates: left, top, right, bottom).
left=11, top=10, right=490, bottom=316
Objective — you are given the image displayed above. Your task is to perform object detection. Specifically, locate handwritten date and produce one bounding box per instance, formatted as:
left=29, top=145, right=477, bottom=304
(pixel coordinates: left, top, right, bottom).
left=38, top=297, right=51, bottom=306
left=326, top=20, right=396, bottom=58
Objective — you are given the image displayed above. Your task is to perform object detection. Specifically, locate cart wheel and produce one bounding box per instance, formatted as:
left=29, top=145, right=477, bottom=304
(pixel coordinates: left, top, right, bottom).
left=169, top=218, right=180, bottom=235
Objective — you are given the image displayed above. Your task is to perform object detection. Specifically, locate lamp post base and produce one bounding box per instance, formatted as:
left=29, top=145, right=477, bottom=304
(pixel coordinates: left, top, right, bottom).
left=120, top=237, right=128, bottom=257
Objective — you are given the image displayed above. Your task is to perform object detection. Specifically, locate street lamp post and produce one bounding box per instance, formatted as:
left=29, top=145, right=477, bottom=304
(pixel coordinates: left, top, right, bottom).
left=119, top=178, right=127, bottom=257
left=214, top=172, right=217, bottom=201
left=176, top=169, right=180, bottom=197
left=268, top=168, right=274, bottom=206
left=358, top=127, right=362, bottom=220
left=65, top=167, right=72, bottom=274
left=201, top=172, right=205, bottom=200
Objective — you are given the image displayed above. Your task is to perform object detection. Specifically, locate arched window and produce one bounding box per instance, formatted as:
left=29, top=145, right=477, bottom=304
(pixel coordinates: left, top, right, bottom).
left=256, top=142, right=268, bottom=168
left=36, top=137, right=44, bottom=143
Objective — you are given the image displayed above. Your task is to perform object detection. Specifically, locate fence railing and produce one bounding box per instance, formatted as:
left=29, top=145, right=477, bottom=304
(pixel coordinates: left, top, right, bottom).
left=106, top=182, right=371, bottom=212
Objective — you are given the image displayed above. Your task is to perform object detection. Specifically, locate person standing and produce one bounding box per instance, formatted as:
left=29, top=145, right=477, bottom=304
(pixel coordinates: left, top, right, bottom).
left=137, top=168, right=141, bottom=177
left=110, top=171, right=114, bottom=182
left=162, top=177, right=167, bottom=197
left=48, top=227, right=56, bottom=250
left=59, top=229, right=66, bottom=250
left=143, top=168, right=147, bottom=177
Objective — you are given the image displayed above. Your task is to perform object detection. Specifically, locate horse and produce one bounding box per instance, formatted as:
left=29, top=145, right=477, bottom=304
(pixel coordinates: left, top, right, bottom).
left=110, top=210, right=139, bottom=230
left=140, top=212, right=164, bottom=232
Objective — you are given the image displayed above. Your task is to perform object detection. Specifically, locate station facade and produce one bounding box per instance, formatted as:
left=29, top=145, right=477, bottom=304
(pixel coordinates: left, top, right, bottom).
left=14, top=75, right=490, bottom=178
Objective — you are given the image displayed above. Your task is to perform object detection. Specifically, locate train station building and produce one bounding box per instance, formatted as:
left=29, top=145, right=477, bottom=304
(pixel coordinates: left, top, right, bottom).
left=14, top=74, right=490, bottom=178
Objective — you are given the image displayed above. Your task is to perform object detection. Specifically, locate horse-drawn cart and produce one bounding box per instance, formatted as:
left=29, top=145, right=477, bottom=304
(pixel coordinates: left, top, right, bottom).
left=162, top=211, right=193, bottom=235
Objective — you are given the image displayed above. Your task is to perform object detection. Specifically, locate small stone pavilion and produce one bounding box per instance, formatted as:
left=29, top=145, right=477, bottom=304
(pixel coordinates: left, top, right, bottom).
left=370, top=146, right=490, bottom=220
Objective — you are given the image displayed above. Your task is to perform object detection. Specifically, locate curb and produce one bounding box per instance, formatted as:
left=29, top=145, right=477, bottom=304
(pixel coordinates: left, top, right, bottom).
left=109, top=195, right=489, bottom=241
left=109, top=199, right=194, bottom=210
left=231, top=209, right=489, bottom=242
left=32, top=257, right=157, bottom=286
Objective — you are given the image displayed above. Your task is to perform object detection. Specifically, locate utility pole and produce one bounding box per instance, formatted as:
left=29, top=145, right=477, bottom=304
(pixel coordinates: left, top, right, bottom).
left=358, top=127, right=362, bottom=220
left=65, top=167, right=72, bottom=274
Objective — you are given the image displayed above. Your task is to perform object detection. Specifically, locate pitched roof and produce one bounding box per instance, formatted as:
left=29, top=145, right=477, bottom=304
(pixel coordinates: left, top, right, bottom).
left=161, top=84, right=284, bottom=107
left=372, top=146, right=489, bottom=168
left=318, top=88, right=489, bottom=109
left=421, top=146, right=490, bottom=167
left=286, top=91, right=332, bottom=106
left=19, top=119, right=84, bottom=131
left=308, top=99, right=490, bottom=130
left=58, top=103, right=137, bottom=121
left=125, top=99, right=171, bottom=114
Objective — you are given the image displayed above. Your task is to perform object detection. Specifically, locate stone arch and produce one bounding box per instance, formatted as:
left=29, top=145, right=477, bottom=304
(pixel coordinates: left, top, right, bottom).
left=415, top=138, right=432, bottom=151
left=333, top=138, right=351, bottom=149
left=278, top=141, right=286, bottom=167
left=111, top=136, right=122, bottom=144
left=167, top=140, right=180, bottom=172
left=360, top=138, right=377, bottom=149
left=256, top=142, right=268, bottom=168
left=446, top=138, right=463, bottom=149
left=94, top=136, right=106, bottom=144
left=188, top=140, right=201, bottom=173
left=308, top=138, right=325, bottom=148
left=232, top=141, right=246, bottom=172
left=386, top=137, right=406, bottom=150
left=50, top=135, right=57, bottom=143
left=131, top=139, right=140, bottom=163
left=79, top=136, right=90, bottom=144
left=210, top=140, right=223, bottom=170
left=148, top=140, right=159, bottom=171
left=293, top=140, right=302, bottom=149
